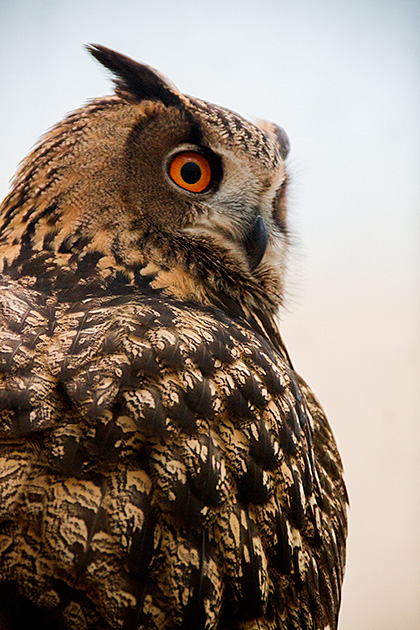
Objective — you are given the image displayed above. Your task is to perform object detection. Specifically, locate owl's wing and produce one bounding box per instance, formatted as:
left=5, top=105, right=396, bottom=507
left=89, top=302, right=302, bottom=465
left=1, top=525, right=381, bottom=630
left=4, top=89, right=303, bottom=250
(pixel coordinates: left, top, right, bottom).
left=0, top=278, right=347, bottom=630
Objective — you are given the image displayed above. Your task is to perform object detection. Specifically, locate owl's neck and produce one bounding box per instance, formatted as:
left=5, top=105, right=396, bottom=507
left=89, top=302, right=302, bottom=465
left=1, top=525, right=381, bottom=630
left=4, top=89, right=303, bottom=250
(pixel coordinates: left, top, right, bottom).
left=148, top=239, right=291, bottom=362
left=0, top=225, right=289, bottom=360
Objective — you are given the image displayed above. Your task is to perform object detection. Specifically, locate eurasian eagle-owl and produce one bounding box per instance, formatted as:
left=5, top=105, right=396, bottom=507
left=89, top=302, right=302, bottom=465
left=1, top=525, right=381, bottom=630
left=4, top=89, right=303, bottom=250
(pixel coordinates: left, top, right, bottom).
left=0, top=45, right=347, bottom=630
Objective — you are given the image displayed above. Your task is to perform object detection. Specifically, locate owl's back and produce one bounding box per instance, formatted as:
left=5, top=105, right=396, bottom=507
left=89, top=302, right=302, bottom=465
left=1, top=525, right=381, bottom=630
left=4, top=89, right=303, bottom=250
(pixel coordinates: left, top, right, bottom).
left=0, top=277, right=346, bottom=630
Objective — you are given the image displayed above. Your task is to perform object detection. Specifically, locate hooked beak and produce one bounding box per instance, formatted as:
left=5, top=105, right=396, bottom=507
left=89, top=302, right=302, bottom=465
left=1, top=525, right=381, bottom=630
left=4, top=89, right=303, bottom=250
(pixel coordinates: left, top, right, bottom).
left=243, top=214, right=268, bottom=270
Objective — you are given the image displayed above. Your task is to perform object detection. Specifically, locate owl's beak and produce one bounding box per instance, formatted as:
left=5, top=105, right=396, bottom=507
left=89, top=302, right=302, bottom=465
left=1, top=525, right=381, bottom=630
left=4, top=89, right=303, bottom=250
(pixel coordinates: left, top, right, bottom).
left=243, top=214, right=268, bottom=270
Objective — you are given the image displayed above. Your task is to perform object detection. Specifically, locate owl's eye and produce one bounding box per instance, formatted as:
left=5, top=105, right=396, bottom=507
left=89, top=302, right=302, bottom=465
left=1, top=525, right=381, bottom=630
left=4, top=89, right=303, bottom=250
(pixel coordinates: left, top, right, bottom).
left=168, top=151, right=212, bottom=193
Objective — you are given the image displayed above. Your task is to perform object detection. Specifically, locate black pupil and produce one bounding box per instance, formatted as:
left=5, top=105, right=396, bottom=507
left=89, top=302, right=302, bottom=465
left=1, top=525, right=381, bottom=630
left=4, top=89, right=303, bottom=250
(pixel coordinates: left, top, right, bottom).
left=180, top=161, right=202, bottom=185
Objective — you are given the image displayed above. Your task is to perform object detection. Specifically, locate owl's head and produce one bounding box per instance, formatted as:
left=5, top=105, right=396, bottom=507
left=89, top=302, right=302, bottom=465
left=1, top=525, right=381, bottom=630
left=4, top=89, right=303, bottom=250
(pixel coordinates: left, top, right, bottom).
left=0, top=46, right=291, bottom=339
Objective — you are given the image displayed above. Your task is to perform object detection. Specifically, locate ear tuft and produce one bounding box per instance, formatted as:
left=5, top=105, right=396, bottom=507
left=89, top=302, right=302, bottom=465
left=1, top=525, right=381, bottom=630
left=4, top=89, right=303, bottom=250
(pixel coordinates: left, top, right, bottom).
left=86, top=44, right=184, bottom=107
left=257, top=119, right=290, bottom=160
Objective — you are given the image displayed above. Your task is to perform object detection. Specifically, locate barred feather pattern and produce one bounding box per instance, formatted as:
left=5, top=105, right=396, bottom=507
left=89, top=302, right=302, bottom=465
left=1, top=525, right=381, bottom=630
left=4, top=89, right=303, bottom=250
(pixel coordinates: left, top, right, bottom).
left=0, top=277, right=347, bottom=630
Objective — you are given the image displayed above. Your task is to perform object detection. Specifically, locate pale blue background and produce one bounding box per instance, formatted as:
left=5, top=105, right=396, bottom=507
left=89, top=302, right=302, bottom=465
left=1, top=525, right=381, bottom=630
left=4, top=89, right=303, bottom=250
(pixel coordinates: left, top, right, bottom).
left=1, top=1, right=419, bottom=628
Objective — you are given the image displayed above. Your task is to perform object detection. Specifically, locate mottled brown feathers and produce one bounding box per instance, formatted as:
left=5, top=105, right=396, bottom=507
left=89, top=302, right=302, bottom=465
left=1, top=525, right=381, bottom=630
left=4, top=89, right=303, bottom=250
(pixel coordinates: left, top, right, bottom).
left=0, top=46, right=347, bottom=630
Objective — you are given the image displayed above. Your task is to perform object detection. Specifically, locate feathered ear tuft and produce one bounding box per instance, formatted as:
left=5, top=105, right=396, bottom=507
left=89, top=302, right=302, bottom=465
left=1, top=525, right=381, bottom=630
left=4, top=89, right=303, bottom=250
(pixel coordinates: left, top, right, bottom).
left=87, top=44, right=184, bottom=107
left=256, top=119, right=290, bottom=160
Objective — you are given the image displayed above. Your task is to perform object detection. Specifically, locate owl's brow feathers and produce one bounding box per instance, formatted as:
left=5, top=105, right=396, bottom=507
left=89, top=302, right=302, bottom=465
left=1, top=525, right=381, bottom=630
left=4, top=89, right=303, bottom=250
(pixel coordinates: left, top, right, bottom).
left=88, top=44, right=284, bottom=166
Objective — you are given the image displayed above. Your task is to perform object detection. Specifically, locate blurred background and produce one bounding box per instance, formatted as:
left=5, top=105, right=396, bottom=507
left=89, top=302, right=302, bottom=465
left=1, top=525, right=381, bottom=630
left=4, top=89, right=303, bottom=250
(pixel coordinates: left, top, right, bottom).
left=0, top=0, right=419, bottom=627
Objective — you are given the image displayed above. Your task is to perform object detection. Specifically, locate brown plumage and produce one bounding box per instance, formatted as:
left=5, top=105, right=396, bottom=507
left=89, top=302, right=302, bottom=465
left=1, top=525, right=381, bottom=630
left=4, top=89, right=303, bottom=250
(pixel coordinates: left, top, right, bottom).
left=0, top=46, right=347, bottom=630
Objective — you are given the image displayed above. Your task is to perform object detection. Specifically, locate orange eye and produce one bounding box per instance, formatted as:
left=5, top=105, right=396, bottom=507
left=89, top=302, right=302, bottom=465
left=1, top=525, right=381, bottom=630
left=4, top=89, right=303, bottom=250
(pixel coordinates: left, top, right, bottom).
left=169, top=151, right=212, bottom=193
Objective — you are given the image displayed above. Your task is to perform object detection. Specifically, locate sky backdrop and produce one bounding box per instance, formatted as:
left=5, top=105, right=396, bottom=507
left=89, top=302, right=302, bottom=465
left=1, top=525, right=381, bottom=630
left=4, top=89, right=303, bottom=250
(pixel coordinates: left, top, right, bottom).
left=1, top=1, right=419, bottom=628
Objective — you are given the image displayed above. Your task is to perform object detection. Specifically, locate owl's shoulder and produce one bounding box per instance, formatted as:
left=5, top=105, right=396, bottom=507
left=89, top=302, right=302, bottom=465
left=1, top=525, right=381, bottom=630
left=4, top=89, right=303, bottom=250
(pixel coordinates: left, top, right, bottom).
left=0, top=275, right=292, bottom=439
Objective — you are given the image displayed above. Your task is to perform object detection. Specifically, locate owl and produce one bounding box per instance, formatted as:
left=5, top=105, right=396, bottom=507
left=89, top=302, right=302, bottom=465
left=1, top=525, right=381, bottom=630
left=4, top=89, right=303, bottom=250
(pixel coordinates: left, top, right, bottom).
left=0, top=46, right=347, bottom=630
